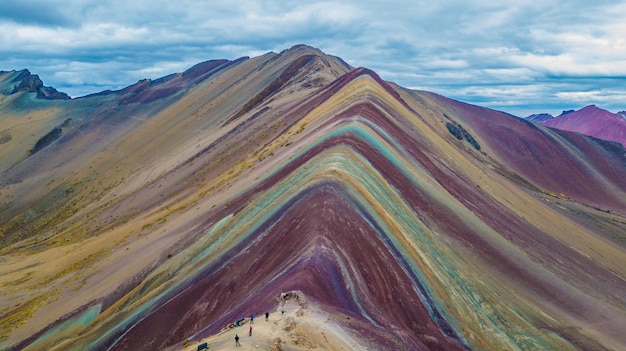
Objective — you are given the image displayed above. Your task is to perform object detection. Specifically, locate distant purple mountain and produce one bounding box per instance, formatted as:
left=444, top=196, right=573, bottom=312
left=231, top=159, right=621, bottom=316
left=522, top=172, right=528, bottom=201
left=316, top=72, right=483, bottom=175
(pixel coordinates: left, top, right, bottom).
left=528, top=105, right=626, bottom=147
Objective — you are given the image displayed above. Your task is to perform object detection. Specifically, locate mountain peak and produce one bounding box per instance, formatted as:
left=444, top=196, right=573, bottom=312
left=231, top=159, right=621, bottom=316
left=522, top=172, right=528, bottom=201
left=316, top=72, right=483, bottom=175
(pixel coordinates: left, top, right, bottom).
left=279, top=44, right=347, bottom=60
left=575, top=104, right=614, bottom=117
left=0, top=69, right=70, bottom=100
left=277, top=44, right=352, bottom=73
left=580, top=104, right=602, bottom=112
left=556, top=109, right=575, bottom=117
left=538, top=104, right=626, bottom=146
left=280, top=44, right=324, bottom=55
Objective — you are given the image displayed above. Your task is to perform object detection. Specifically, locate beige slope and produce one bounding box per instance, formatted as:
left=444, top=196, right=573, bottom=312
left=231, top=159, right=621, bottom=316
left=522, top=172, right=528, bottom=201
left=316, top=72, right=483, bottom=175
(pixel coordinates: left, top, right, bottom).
left=175, top=293, right=370, bottom=351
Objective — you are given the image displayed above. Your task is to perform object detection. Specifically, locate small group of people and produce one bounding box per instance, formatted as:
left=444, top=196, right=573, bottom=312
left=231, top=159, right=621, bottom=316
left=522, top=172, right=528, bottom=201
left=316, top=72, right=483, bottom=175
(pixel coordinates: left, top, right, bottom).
left=234, top=311, right=270, bottom=346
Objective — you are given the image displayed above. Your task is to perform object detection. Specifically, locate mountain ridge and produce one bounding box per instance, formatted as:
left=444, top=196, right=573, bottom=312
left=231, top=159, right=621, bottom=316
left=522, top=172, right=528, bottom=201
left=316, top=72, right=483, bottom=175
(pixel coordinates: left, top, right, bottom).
left=1, top=45, right=625, bottom=351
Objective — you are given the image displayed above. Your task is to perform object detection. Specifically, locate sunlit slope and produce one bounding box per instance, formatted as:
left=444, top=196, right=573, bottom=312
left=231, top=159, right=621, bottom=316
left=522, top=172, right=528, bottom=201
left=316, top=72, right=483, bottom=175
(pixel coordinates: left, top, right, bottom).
left=0, top=45, right=351, bottom=346
left=1, top=46, right=624, bottom=351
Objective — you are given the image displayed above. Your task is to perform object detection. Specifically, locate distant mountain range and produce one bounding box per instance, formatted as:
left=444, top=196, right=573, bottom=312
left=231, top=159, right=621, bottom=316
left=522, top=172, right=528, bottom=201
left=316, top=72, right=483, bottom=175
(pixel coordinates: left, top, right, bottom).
left=1, top=45, right=625, bottom=351
left=526, top=105, right=626, bottom=147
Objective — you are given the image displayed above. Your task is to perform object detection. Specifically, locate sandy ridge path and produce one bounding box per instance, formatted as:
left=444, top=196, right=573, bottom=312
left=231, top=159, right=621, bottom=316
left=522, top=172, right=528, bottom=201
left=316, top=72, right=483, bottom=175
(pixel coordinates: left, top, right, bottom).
left=175, top=292, right=368, bottom=351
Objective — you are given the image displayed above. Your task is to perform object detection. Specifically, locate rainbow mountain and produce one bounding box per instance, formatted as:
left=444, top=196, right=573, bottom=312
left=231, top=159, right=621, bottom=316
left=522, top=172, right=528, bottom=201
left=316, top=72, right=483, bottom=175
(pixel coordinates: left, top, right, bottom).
left=1, top=45, right=625, bottom=351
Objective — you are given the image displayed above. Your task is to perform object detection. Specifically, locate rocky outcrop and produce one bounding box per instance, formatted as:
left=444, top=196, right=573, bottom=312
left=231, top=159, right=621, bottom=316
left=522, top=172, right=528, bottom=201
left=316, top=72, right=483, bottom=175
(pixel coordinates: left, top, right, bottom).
left=29, top=118, right=72, bottom=155
left=446, top=121, right=481, bottom=150
left=5, top=70, right=70, bottom=100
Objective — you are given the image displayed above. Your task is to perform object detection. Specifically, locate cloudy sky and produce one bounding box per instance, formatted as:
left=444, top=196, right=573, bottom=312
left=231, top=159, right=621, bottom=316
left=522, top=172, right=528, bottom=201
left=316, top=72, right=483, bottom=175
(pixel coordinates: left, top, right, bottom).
left=1, top=0, right=625, bottom=116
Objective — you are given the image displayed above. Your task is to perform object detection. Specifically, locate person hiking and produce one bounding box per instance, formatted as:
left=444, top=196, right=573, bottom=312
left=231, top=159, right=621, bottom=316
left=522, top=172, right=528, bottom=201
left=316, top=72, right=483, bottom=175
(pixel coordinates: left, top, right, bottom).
left=250, top=314, right=254, bottom=324
left=265, top=312, right=269, bottom=321
left=235, top=334, right=240, bottom=346
left=249, top=325, right=253, bottom=337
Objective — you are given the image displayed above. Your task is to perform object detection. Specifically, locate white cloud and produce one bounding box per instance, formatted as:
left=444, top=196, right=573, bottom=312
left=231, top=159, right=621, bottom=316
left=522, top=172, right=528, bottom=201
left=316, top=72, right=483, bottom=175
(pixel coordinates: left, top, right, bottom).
left=556, top=90, right=626, bottom=104
left=510, top=52, right=626, bottom=77
left=0, top=22, right=152, bottom=53
left=422, top=59, right=469, bottom=70
left=0, top=0, right=624, bottom=115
